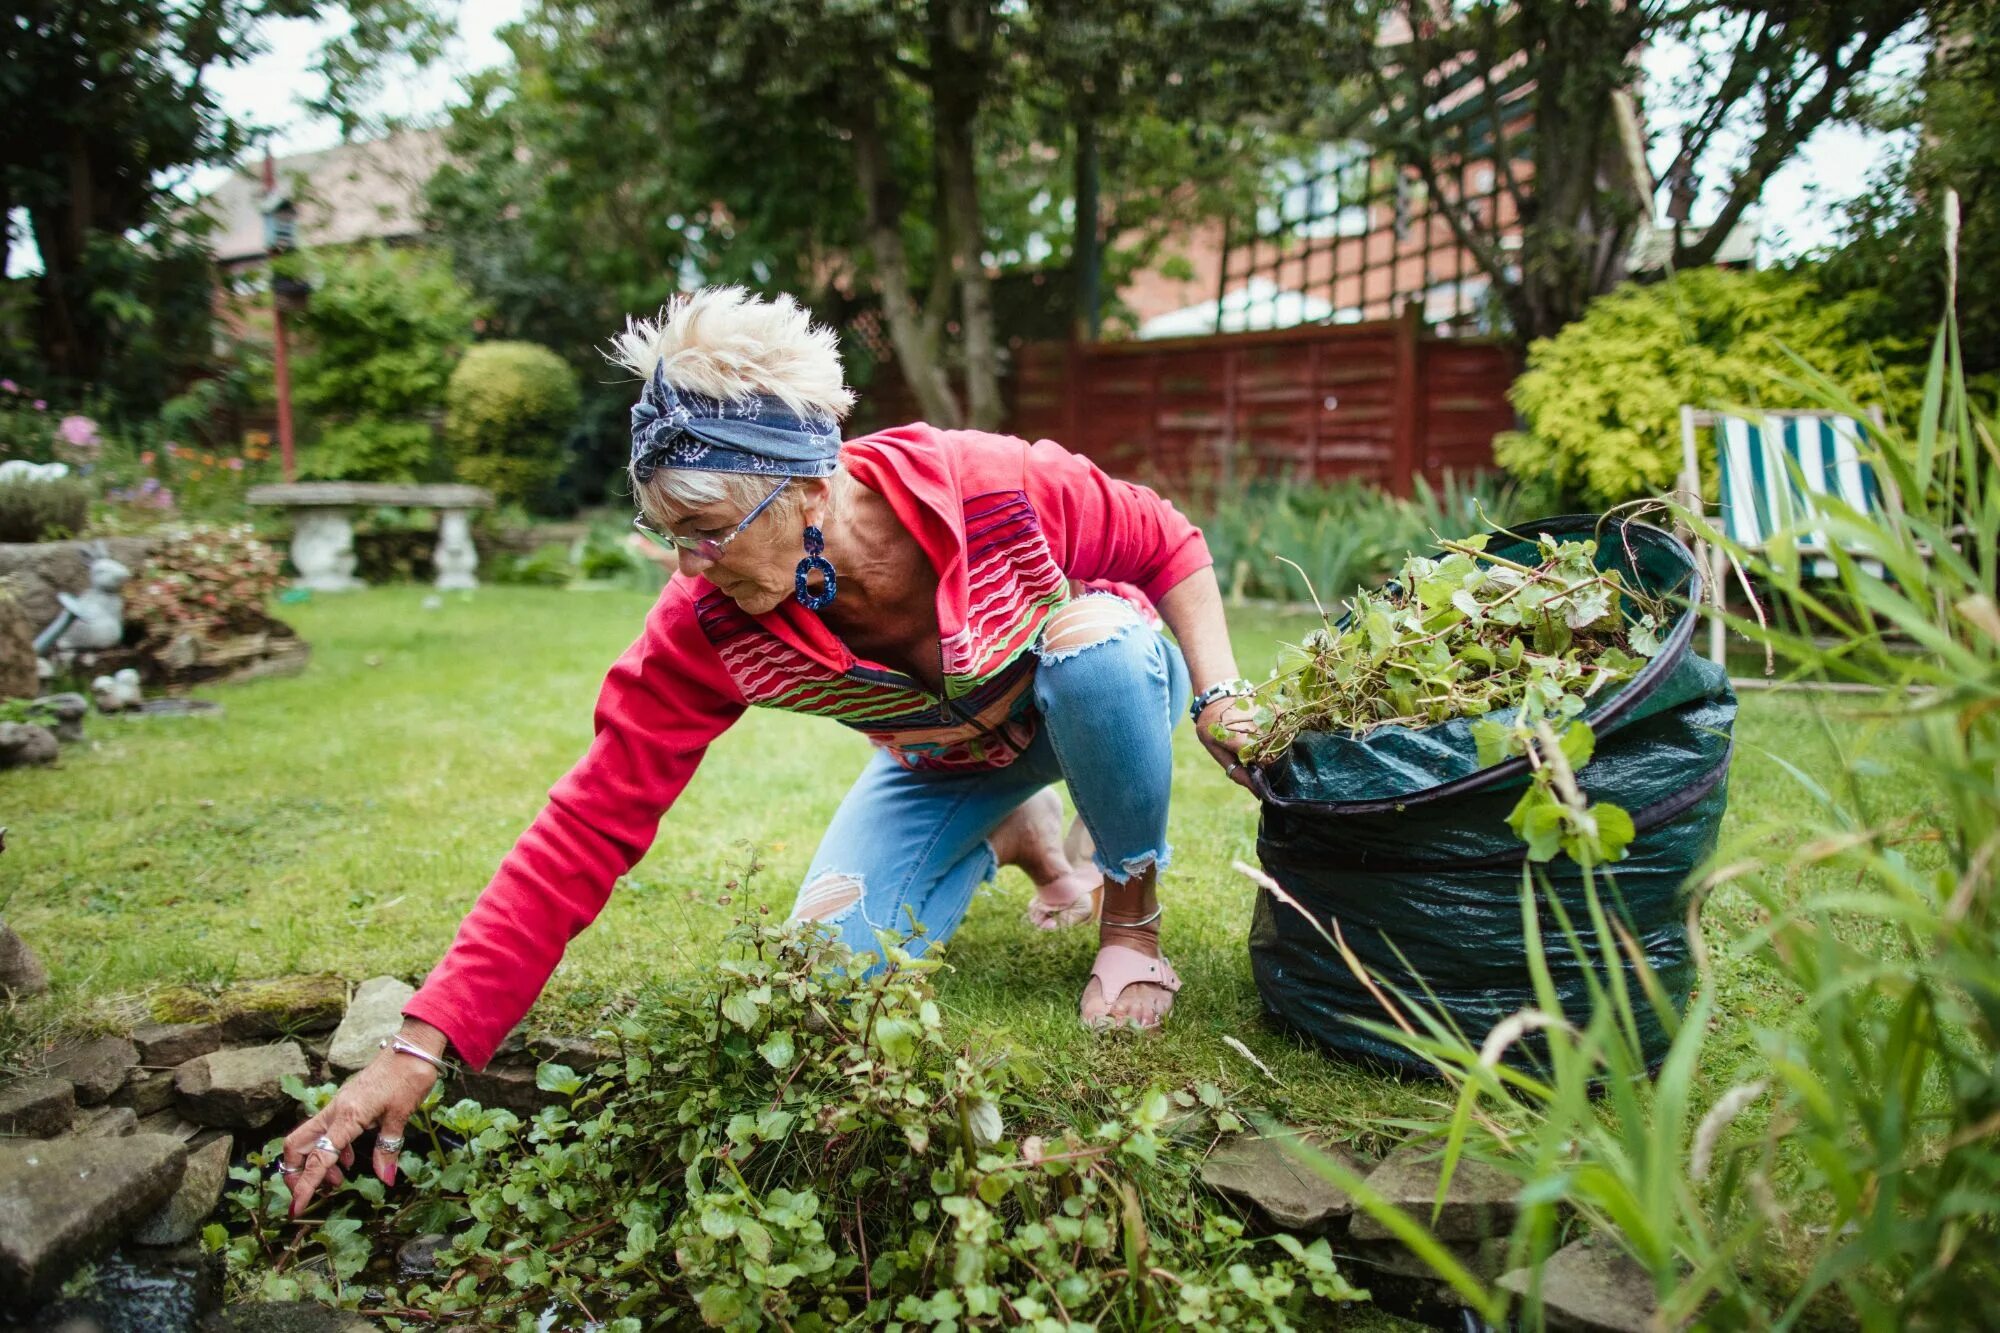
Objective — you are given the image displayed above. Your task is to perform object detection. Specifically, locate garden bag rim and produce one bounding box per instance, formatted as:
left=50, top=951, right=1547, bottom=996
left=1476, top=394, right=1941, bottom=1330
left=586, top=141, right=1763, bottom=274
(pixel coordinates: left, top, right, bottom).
left=1247, top=513, right=1706, bottom=815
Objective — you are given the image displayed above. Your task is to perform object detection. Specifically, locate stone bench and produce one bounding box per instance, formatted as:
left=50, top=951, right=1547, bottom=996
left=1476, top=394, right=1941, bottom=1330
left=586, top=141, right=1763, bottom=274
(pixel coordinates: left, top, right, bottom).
left=245, top=483, right=493, bottom=592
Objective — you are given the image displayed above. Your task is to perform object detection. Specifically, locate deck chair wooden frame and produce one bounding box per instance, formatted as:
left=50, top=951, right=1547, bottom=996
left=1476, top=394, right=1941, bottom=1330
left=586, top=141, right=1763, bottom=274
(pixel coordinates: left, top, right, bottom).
left=1678, top=405, right=1890, bottom=663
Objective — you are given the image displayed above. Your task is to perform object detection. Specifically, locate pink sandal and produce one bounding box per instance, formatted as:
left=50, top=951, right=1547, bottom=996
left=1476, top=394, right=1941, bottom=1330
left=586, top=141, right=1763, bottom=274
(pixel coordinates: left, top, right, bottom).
left=1080, top=944, right=1183, bottom=1032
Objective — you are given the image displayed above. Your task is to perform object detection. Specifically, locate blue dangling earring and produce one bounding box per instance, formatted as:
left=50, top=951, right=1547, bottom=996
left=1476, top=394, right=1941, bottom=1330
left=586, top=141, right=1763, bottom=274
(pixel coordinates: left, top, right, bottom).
left=794, top=525, right=837, bottom=610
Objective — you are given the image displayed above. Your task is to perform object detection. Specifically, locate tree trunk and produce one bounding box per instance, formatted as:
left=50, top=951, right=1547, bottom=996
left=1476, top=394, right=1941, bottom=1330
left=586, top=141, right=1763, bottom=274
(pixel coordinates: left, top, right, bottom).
left=930, top=0, right=1002, bottom=430
left=851, top=102, right=963, bottom=426
left=1073, top=116, right=1101, bottom=343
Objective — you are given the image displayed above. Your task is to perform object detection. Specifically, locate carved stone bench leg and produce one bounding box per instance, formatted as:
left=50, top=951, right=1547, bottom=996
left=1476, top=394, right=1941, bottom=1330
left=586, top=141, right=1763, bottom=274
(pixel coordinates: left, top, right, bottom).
left=290, top=507, right=361, bottom=592
left=434, top=508, right=479, bottom=590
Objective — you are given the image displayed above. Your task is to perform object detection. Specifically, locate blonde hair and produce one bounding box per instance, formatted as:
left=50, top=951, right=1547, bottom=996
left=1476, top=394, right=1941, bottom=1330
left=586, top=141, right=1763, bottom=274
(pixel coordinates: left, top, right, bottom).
left=608, top=287, right=855, bottom=421
left=611, top=287, right=854, bottom=525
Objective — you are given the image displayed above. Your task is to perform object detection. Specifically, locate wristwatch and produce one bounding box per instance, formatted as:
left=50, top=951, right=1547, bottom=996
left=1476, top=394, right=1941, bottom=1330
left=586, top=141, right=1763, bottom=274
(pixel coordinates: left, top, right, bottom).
left=1189, top=677, right=1257, bottom=724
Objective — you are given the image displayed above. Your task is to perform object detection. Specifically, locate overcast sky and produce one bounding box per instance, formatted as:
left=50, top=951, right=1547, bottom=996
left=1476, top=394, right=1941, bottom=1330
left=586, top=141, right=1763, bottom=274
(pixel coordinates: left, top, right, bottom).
left=18, top=6, right=1920, bottom=273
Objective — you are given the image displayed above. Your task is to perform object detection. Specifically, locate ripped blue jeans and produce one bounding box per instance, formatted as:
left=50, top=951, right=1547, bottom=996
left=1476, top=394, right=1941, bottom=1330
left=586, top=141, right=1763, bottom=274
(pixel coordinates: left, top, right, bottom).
left=791, top=596, right=1190, bottom=965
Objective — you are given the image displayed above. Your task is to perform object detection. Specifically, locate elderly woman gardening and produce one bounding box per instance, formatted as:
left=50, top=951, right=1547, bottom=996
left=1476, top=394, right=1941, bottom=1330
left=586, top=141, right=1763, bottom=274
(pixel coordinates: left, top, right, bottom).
left=279, top=288, right=1257, bottom=1211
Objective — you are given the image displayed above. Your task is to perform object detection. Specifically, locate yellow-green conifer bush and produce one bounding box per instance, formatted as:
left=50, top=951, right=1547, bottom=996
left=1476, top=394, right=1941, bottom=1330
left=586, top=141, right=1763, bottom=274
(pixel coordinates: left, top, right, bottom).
left=443, top=341, right=581, bottom=510
left=1497, top=269, right=1912, bottom=510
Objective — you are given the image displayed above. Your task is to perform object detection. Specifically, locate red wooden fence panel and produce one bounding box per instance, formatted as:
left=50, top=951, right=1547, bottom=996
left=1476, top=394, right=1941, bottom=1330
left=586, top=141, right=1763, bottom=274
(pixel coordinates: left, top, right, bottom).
left=854, top=311, right=1518, bottom=496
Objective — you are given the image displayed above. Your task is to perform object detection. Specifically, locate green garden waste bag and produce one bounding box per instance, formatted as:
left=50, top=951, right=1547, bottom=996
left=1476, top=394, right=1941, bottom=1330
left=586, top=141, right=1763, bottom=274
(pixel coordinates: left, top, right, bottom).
left=1247, top=515, right=1735, bottom=1073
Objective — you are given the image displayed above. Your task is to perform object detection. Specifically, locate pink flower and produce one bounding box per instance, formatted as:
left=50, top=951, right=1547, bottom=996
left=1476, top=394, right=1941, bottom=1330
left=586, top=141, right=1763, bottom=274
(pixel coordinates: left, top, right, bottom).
left=0, top=380, right=16, bottom=394
left=32, top=400, right=46, bottom=411
left=225, top=457, right=244, bottom=471
left=56, top=415, right=101, bottom=454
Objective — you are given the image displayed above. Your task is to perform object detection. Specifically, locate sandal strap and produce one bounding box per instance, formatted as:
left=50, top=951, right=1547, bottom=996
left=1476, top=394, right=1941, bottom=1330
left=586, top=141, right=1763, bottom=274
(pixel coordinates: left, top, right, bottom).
left=1088, top=943, right=1182, bottom=1009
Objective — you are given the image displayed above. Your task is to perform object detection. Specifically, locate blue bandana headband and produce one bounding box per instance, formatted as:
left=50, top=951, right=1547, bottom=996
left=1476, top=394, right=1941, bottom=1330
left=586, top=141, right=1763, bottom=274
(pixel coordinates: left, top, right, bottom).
left=629, top=364, right=842, bottom=482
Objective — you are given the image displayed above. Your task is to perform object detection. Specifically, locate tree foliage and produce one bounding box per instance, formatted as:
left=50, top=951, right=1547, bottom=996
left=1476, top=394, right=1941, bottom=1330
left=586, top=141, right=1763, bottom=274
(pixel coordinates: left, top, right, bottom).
left=444, top=341, right=581, bottom=510
left=1818, top=6, right=2000, bottom=379
left=1353, top=0, right=1927, bottom=344
left=287, top=245, right=480, bottom=482
left=0, top=0, right=450, bottom=413
left=1496, top=267, right=1911, bottom=509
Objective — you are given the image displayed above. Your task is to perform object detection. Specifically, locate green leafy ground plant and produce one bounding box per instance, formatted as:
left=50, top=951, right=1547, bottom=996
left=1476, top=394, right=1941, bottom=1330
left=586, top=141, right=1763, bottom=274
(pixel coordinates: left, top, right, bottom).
left=214, top=914, right=1367, bottom=1331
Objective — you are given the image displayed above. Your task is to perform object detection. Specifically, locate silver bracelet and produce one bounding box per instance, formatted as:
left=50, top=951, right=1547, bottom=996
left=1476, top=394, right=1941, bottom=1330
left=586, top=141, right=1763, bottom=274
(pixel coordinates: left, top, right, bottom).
left=380, top=1035, right=458, bottom=1079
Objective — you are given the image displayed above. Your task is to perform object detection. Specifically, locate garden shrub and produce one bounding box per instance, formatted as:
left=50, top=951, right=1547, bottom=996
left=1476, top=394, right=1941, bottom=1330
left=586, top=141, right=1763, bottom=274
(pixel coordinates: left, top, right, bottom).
left=0, top=475, right=90, bottom=541
left=290, top=246, right=480, bottom=483
left=1497, top=268, right=1914, bottom=511
left=125, top=523, right=284, bottom=640
left=443, top=341, right=580, bottom=510
left=218, top=918, right=1366, bottom=1330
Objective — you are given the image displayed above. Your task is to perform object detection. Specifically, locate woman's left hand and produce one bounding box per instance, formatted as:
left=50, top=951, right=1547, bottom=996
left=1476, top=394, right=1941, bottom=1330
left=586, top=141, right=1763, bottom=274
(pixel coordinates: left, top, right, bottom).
left=1196, top=697, right=1260, bottom=791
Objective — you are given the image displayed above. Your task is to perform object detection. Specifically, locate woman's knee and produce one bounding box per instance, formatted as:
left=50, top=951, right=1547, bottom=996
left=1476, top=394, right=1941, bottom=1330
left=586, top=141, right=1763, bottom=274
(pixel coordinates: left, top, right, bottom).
left=1034, top=596, right=1147, bottom=664
left=793, top=871, right=864, bottom=923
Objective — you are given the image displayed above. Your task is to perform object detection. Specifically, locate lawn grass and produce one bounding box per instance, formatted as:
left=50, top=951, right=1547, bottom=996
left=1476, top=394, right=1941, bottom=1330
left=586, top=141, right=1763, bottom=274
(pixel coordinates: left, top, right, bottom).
left=1, top=585, right=1944, bottom=1150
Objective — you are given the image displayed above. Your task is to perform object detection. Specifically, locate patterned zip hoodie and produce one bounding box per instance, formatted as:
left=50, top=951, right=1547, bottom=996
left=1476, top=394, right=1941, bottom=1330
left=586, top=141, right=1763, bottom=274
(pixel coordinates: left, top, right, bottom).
left=404, top=423, right=1211, bottom=1067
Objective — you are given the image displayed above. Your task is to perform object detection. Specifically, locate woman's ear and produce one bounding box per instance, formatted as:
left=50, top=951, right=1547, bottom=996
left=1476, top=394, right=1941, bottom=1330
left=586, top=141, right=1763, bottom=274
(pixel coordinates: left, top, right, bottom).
left=797, top=475, right=835, bottom=529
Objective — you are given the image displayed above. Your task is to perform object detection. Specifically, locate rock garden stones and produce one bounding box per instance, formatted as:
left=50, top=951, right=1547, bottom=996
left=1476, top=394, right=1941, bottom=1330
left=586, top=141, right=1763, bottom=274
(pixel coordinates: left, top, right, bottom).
left=173, top=1043, right=309, bottom=1129
left=33, top=692, right=87, bottom=743
left=0, top=720, right=58, bottom=768
left=111, top=1068, right=179, bottom=1117
left=454, top=1064, right=564, bottom=1119
left=69, top=1105, right=138, bottom=1138
left=0, top=922, right=50, bottom=997
left=1497, top=1236, right=1660, bottom=1333
left=132, top=1021, right=226, bottom=1069
left=0, top=575, right=39, bottom=700
left=44, top=1037, right=138, bottom=1106
left=1199, top=1129, right=1360, bottom=1233
left=132, top=1132, right=234, bottom=1247
left=0, top=1078, right=74, bottom=1137
left=149, top=976, right=345, bottom=1042
left=325, top=975, right=414, bottom=1073
left=0, top=1132, right=187, bottom=1306
left=1346, top=1143, right=1518, bottom=1242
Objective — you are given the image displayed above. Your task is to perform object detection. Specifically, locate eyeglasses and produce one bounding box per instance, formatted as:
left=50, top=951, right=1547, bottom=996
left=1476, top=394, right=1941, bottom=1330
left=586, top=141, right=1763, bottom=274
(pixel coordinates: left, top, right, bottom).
left=632, top=477, right=791, bottom=563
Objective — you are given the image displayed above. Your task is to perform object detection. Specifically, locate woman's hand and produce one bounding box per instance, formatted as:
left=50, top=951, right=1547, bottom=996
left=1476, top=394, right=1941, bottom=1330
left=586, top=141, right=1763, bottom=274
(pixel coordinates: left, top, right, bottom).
left=279, top=1019, right=444, bottom=1217
left=1196, top=696, right=1260, bottom=791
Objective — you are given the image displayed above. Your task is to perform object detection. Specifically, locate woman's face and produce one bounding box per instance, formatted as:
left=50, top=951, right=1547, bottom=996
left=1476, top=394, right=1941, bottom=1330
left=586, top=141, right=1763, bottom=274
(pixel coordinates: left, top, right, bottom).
left=662, top=476, right=827, bottom=616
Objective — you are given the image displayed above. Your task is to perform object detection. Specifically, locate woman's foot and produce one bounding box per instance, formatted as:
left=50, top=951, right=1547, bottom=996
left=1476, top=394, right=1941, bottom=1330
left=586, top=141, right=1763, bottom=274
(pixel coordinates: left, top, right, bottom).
left=992, top=787, right=1102, bottom=929
left=1079, top=866, right=1180, bottom=1031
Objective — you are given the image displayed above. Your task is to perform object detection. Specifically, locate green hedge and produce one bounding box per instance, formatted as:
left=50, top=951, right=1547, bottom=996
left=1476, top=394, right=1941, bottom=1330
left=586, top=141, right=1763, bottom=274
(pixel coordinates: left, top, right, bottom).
left=0, top=476, right=91, bottom=542
left=1497, top=268, right=1914, bottom=510
left=443, top=341, right=580, bottom=510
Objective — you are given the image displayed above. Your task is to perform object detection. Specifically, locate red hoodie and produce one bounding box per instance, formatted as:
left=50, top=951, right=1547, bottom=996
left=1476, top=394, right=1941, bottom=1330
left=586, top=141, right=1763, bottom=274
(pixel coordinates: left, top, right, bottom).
left=403, top=423, right=1211, bottom=1067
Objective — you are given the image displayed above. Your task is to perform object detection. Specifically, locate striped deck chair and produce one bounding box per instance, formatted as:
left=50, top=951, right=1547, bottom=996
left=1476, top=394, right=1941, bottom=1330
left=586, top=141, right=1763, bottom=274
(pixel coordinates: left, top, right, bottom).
left=1678, top=406, right=1891, bottom=662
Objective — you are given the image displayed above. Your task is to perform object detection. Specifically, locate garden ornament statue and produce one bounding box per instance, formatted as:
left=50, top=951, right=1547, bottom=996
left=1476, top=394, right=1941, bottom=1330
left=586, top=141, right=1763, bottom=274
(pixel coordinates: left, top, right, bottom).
left=33, top=541, right=130, bottom=661
left=0, top=459, right=71, bottom=484
left=90, top=668, right=143, bottom=714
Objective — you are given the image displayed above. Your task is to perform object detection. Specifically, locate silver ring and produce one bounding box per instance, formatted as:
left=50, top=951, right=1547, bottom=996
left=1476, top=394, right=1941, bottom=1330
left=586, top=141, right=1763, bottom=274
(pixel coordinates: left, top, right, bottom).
left=275, top=1160, right=300, bottom=1177
left=376, top=1135, right=404, bottom=1153
left=312, top=1134, right=340, bottom=1160
left=1226, top=761, right=1242, bottom=776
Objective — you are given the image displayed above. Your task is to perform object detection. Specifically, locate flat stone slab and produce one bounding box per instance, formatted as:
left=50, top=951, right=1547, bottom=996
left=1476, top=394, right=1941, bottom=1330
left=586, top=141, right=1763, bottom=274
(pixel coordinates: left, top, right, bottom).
left=201, top=1302, right=381, bottom=1331
left=1497, top=1236, right=1659, bottom=1333
left=133, top=1132, right=234, bottom=1246
left=327, top=976, right=415, bottom=1074
left=150, top=977, right=345, bottom=1041
left=0, top=1132, right=188, bottom=1306
left=1347, top=1143, right=1519, bottom=1242
left=0, top=1077, right=75, bottom=1138
left=69, top=1105, right=138, bottom=1138
left=174, top=1044, right=309, bottom=1129
left=1200, top=1129, right=1360, bottom=1232
left=246, top=482, right=492, bottom=510
left=111, top=1068, right=179, bottom=1116
left=455, top=1065, right=564, bottom=1119
left=46, top=1037, right=139, bottom=1106
left=133, top=1021, right=226, bottom=1069
left=135, top=1110, right=206, bottom=1143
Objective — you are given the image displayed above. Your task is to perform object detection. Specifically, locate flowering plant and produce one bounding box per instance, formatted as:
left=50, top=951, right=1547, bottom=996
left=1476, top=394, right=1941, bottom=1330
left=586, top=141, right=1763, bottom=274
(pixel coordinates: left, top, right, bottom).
left=125, top=523, right=284, bottom=638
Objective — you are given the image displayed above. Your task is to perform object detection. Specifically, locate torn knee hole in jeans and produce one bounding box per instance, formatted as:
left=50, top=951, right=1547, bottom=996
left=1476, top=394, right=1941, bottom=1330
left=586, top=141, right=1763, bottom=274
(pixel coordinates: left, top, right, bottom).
left=795, top=873, right=863, bottom=922
left=1034, top=608, right=1145, bottom=665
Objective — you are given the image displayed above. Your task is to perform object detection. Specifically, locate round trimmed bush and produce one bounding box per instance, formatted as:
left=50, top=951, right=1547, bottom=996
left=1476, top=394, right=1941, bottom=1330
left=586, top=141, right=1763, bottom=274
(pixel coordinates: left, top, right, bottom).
left=443, top=342, right=581, bottom=509
left=1497, top=268, right=1915, bottom=510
